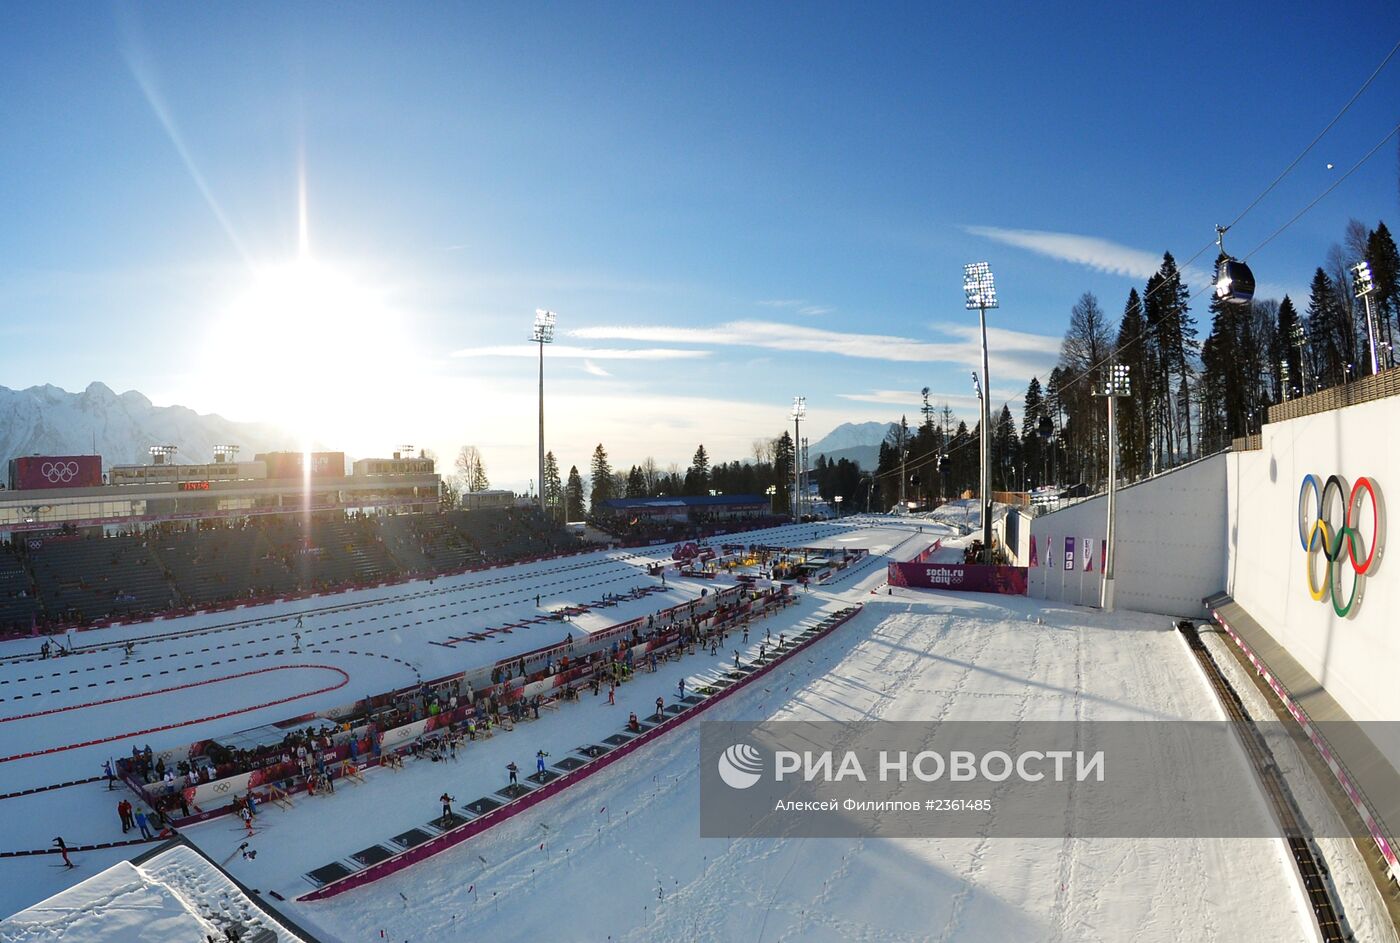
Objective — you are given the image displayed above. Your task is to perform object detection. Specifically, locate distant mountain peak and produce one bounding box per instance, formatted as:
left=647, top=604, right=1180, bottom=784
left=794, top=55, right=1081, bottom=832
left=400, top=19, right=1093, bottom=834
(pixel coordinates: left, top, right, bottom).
left=809, top=420, right=897, bottom=454
left=0, top=382, right=300, bottom=472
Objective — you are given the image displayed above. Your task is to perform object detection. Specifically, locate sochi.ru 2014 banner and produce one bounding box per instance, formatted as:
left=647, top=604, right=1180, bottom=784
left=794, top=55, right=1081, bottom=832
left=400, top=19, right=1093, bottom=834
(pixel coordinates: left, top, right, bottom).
left=1296, top=474, right=1384, bottom=617
left=887, top=562, right=1027, bottom=595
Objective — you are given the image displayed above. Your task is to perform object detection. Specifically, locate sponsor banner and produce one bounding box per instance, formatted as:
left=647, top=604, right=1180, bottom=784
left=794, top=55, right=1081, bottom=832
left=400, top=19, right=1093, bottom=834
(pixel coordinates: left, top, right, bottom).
left=887, top=562, right=1027, bottom=595
left=700, top=720, right=1400, bottom=839
left=190, top=769, right=255, bottom=807
left=381, top=718, right=430, bottom=750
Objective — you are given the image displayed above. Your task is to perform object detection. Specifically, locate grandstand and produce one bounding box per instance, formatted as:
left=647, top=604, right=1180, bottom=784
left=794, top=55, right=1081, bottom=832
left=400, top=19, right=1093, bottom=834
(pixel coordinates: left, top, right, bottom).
left=0, top=446, right=605, bottom=635
left=26, top=534, right=174, bottom=625
left=0, top=542, right=38, bottom=635
left=0, top=509, right=589, bottom=635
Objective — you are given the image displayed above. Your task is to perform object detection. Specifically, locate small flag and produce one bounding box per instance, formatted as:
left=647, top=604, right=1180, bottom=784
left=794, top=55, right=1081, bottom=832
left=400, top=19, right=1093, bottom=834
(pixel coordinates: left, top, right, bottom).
left=1028, top=536, right=1039, bottom=568
left=1063, top=537, right=1075, bottom=571
left=1082, top=538, right=1094, bottom=572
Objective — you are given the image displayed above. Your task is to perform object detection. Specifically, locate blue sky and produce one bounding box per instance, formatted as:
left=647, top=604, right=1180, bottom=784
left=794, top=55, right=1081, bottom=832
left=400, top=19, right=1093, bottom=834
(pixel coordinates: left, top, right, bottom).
left=1, top=2, right=1397, bottom=489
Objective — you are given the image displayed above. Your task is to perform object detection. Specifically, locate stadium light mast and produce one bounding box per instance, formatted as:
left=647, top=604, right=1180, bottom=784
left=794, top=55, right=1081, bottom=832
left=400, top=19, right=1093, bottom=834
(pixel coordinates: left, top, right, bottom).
left=1352, top=261, right=1380, bottom=375
left=791, top=396, right=806, bottom=521
left=964, top=262, right=997, bottom=563
left=1095, top=363, right=1131, bottom=612
left=532, top=309, right=557, bottom=514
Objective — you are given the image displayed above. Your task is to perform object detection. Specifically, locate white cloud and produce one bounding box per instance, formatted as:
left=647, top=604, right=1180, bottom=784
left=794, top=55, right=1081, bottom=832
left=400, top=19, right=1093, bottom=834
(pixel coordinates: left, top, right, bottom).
left=570, top=320, right=1059, bottom=374
left=965, top=225, right=1212, bottom=289
left=582, top=359, right=612, bottom=377
left=758, top=299, right=834, bottom=316
left=450, top=344, right=709, bottom=361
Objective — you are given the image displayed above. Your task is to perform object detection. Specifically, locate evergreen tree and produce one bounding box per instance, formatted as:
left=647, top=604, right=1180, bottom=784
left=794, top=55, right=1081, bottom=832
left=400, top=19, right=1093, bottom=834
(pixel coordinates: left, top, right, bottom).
left=1198, top=269, right=1250, bottom=453
left=1307, top=268, right=1349, bottom=387
left=543, top=451, right=563, bottom=519
left=564, top=465, right=585, bottom=521
left=1145, top=253, right=1197, bottom=463
left=625, top=465, right=647, bottom=498
left=991, top=404, right=1020, bottom=491
left=1044, top=368, right=1065, bottom=485
left=1020, top=377, right=1045, bottom=488
left=772, top=431, right=795, bottom=514
left=686, top=444, right=711, bottom=495
left=1113, top=290, right=1149, bottom=481
left=588, top=444, right=614, bottom=513
left=949, top=420, right=975, bottom=497
left=1057, top=292, right=1112, bottom=487
left=1366, top=222, right=1399, bottom=362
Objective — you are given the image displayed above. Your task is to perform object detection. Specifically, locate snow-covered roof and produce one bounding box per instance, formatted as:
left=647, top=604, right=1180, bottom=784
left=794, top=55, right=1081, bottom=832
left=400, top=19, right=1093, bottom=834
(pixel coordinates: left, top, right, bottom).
left=0, top=842, right=314, bottom=943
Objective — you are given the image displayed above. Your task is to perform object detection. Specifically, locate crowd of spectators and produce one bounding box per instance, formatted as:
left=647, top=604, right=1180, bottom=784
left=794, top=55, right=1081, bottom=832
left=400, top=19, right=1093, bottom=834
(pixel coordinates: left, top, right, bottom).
left=598, top=514, right=786, bottom=547
left=2, top=507, right=585, bottom=637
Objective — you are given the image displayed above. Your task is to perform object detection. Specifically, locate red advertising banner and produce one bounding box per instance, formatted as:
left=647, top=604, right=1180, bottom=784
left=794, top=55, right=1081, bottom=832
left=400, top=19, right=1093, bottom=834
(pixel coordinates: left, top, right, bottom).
left=887, top=561, right=1028, bottom=595
left=8, top=455, right=103, bottom=491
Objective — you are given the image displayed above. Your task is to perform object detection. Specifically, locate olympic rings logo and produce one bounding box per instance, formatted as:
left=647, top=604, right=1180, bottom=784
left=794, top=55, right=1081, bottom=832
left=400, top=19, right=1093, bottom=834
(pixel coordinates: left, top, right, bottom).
left=1297, top=474, right=1384, bottom=617
left=40, top=461, right=79, bottom=483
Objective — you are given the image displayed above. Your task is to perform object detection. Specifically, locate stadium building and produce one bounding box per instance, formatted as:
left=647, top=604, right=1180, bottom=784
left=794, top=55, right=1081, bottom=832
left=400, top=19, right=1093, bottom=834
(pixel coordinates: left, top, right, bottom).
left=0, top=448, right=440, bottom=539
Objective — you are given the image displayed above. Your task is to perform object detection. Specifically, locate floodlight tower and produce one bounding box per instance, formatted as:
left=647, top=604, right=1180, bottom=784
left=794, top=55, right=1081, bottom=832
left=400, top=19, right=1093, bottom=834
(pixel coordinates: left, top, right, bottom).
left=532, top=309, right=557, bottom=514
left=1289, top=318, right=1308, bottom=395
left=964, top=262, right=997, bottom=563
left=791, top=396, right=806, bottom=520
left=1352, top=261, right=1380, bottom=375
left=1095, top=363, right=1132, bottom=612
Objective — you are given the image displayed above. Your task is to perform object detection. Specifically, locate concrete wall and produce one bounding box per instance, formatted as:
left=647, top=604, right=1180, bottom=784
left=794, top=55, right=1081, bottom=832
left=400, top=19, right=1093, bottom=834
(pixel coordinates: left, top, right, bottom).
left=1027, top=453, right=1228, bottom=616
left=1226, top=396, right=1399, bottom=723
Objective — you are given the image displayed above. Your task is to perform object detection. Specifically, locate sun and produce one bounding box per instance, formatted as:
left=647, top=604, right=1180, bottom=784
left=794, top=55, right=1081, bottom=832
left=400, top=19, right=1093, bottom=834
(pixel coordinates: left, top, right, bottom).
left=206, top=258, right=416, bottom=448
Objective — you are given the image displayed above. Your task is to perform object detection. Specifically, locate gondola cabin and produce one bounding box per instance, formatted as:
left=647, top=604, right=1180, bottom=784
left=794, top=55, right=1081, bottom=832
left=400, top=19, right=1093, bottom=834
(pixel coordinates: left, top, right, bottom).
left=1215, top=257, right=1256, bottom=305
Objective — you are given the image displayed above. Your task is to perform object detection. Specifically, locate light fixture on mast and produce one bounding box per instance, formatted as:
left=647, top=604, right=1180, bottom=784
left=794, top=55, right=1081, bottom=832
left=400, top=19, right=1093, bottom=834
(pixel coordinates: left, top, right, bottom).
left=532, top=309, right=557, bottom=514
left=1094, top=363, right=1132, bottom=612
left=965, top=261, right=997, bottom=563
left=790, top=396, right=806, bottom=521
left=1352, top=260, right=1381, bottom=375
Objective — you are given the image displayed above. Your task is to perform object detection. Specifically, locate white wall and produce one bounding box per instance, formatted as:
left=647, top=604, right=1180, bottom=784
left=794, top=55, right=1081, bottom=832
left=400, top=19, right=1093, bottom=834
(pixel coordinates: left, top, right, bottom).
left=1028, top=453, right=1228, bottom=616
left=1226, top=396, right=1399, bottom=723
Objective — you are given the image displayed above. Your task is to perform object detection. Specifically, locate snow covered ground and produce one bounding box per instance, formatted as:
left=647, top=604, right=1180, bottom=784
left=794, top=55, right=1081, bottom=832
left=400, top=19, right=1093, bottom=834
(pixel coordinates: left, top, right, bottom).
left=0, top=519, right=912, bottom=918
left=282, top=591, right=1319, bottom=942
left=0, top=517, right=1342, bottom=941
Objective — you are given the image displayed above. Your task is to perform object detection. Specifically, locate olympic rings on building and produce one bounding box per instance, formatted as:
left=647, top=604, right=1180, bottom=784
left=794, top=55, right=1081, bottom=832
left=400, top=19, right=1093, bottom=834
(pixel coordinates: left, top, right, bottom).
left=1297, top=474, right=1383, bottom=617
left=39, top=461, right=79, bottom=483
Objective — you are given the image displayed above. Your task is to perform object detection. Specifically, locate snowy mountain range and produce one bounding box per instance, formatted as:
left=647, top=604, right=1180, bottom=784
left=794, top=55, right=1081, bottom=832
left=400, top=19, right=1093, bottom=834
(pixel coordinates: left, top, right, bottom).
left=0, top=382, right=300, bottom=472
left=808, top=421, right=896, bottom=471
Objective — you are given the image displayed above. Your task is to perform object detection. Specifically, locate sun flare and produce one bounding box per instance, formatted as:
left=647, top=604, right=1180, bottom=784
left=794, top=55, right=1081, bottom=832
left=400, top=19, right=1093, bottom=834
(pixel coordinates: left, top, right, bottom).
left=206, top=258, right=416, bottom=448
